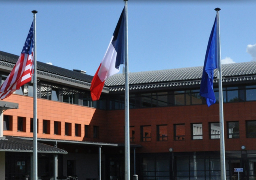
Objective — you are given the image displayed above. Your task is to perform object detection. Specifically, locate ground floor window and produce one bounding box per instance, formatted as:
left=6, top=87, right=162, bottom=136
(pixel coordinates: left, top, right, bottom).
left=140, top=154, right=169, bottom=180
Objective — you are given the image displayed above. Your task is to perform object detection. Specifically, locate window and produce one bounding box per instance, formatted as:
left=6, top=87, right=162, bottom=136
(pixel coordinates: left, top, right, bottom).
left=157, top=125, right=168, bottom=141
left=84, top=125, right=89, bottom=138
left=82, top=94, right=92, bottom=107
left=51, top=89, right=59, bottom=101
left=246, top=86, right=256, bottom=101
left=227, top=87, right=239, bottom=102
left=28, top=85, right=33, bottom=97
left=157, top=92, right=168, bottom=107
left=141, top=125, right=151, bottom=142
left=174, top=91, right=186, bottom=105
left=17, top=117, right=26, bottom=132
left=191, top=123, right=203, bottom=140
left=141, top=93, right=152, bottom=108
left=54, top=121, right=61, bottom=135
left=190, top=90, right=203, bottom=105
left=227, top=121, right=239, bottom=138
left=174, top=124, right=185, bottom=141
left=75, top=124, right=81, bottom=137
left=142, top=155, right=170, bottom=180
left=210, top=122, right=220, bottom=139
left=130, top=126, right=135, bottom=142
left=43, top=120, right=50, bottom=134
left=30, top=118, right=38, bottom=133
left=93, top=126, right=99, bottom=138
left=65, top=122, right=72, bottom=136
left=3, top=115, right=12, bottom=131
left=246, top=120, right=256, bottom=138
left=14, top=87, right=24, bottom=95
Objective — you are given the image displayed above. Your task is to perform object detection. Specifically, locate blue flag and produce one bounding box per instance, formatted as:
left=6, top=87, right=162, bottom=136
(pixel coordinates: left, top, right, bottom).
left=200, top=16, right=218, bottom=106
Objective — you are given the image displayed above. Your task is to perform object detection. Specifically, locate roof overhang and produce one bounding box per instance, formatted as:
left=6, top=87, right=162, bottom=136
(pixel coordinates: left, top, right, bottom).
left=19, top=137, right=141, bottom=148
left=0, top=136, right=67, bottom=154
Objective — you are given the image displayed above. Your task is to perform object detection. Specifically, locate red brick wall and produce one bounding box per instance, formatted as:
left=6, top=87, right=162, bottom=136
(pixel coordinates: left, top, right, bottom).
left=106, top=101, right=256, bottom=154
left=3, top=94, right=256, bottom=154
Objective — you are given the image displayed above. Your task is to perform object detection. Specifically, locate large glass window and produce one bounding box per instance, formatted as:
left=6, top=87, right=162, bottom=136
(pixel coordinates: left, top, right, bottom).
left=157, top=92, right=168, bottom=107
left=174, top=124, right=185, bottom=141
left=157, top=125, right=168, bottom=141
left=246, top=85, right=256, bottom=101
left=141, top=93, right=152, bottom=108
left=246, top=120, right=256, bottom=138
left=141, top=154, right=169, bottom=180
left=227, top=121, right=239, bottom=139
left=174, top=91, right=185, bottom=105
left=190, top=90, right=203, bottom=105
left=51, top=89, right=59, bottom=101
left=249, top=159, right=256, bottom=179
left=28, top=85, right=33, bottom=97
left=174, top=153, right=228, bottom=180
left=141, top=125, right=151, bottom=142
left=227, top=87, right=239, bottom=102
left=191, top=123, right=203, bottom=140
left=209, top=122, right=220, bottom=139
left=176, top=156, right=189, bottom=178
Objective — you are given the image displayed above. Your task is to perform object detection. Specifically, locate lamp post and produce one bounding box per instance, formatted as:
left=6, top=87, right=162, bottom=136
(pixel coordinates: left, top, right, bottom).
left=169, top=148, right=174, bottom=180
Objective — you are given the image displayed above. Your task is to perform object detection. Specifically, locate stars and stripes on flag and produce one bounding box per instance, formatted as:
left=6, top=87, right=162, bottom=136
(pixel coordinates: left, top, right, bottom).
left=200, top=16, right=218, bottom=106
left=0, top=22, right=34, bottom=100
left=90, top=7, right=125, bottom=101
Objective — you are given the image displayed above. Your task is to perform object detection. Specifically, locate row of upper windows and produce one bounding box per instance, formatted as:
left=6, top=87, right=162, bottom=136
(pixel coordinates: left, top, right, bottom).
left=3, top=115, right=99, bottom=138
left=111, top=85, right=256, bottom=110
left=134, top=121, right=256, bottom=142
left=2, top=75, right=256, bottom=110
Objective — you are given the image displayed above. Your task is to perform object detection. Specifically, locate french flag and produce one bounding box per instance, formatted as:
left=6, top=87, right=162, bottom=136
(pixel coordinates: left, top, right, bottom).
left=90, top=8, right=125, bottom=101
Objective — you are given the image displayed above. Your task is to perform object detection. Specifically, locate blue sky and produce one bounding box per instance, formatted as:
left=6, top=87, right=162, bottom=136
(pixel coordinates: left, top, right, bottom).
left=1, top=0, right=256, bottom=76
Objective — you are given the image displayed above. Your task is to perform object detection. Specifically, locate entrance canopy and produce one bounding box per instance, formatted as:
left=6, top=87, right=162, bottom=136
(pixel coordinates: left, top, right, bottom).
left=0, top=136, right=67, bottom=154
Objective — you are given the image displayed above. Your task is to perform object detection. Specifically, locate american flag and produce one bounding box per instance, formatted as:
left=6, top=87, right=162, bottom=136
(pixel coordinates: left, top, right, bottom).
left=0, top=22, right=34, bottom=100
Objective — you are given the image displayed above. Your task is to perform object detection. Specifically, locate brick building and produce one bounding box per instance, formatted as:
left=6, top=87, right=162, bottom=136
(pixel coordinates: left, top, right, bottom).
left=1, top=50, right=256, bottom=180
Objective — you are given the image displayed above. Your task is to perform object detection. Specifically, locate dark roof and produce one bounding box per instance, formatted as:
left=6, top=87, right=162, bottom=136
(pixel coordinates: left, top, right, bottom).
left=105, top=61, right=256, bottom=91
left=1, top=50, right=256, bottom=92
left=0, top=51, right=93, bottom=83
left=106, top=61, right=256, bottom=86
left=0, top=136, right=67, bottom=154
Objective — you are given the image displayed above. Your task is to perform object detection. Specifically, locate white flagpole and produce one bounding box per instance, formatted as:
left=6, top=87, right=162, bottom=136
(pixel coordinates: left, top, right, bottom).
left=124, top=1, right=130, bottom=180
left=215, top=8, right=226, bottom=180
left=32, top=10, right=38, bottom=180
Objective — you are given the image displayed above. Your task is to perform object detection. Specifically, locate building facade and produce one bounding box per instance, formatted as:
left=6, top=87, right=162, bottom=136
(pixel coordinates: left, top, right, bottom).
left=1, top=50, right=256, bottom=180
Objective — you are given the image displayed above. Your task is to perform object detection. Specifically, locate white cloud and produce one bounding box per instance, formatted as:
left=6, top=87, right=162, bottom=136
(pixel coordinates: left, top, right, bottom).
left=46, top=62, right=53, bottom=65
left=247, top=44, right=256, bottom=61
left=221, top=57, right=235, bottom=64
